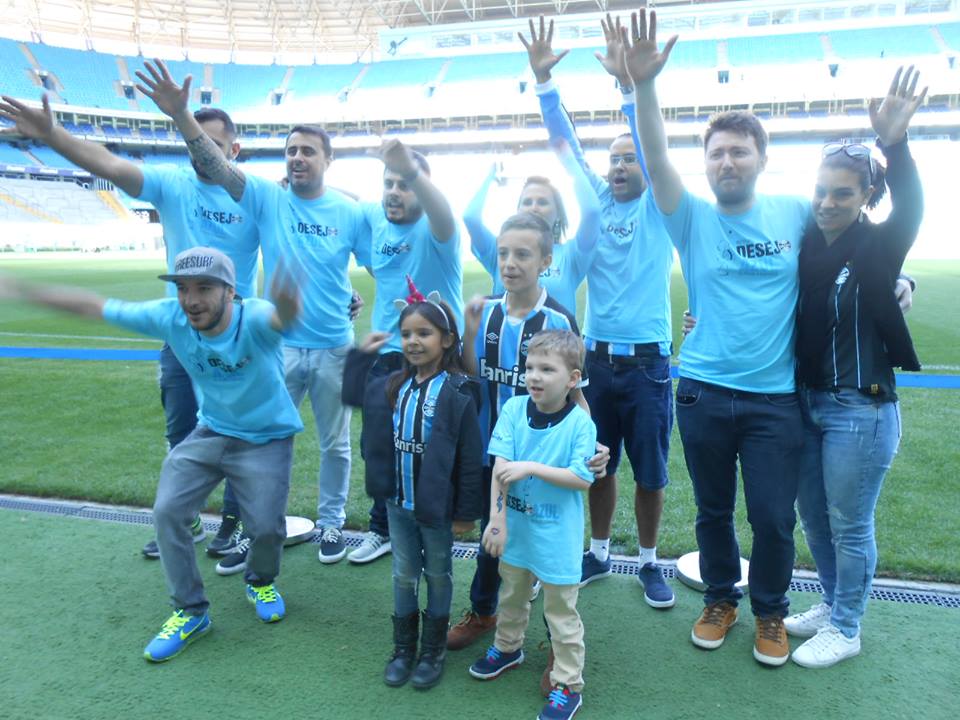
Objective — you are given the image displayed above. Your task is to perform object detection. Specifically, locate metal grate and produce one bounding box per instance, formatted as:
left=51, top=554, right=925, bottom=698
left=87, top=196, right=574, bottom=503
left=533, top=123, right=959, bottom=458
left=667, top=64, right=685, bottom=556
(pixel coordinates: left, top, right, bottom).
left=3, top=496, right=958, bottom=609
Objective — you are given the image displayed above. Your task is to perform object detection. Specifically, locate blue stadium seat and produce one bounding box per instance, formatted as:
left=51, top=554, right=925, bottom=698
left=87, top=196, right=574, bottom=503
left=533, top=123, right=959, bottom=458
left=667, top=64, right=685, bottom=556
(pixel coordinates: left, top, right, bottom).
left=443, top=52, right=528, bottom=83
left=829, top=26, right=938, bottom=58
left=0, top=143, right=31, bottom=165
left=937, top=23, right=960, bottom=51
left=289, top=64, right=363, bottom=96
left=28, top=43, right=128, bottom=110
left=727, top=33, right=824, bottom=66
left=359, top=57, right=447, bottom=89
left=216, top=63, right=287, bottom=111
left=0, top=38, right=42, bottom=99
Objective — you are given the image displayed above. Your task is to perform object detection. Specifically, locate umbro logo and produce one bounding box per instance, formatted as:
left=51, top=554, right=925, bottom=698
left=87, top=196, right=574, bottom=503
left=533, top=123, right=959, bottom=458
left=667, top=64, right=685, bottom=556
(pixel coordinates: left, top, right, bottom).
left=486, top=332, right=499, bottom=343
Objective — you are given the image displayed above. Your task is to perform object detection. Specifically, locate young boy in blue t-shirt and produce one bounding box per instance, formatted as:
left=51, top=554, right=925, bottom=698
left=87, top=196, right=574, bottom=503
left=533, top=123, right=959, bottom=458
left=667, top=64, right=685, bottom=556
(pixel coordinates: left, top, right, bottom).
left=468, top=330, right=596, bottom=720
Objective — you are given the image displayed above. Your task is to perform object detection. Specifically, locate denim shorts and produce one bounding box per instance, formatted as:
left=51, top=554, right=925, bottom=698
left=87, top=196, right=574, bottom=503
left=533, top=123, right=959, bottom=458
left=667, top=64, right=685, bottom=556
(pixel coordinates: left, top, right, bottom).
left=583, top=351, right=673, bottom=489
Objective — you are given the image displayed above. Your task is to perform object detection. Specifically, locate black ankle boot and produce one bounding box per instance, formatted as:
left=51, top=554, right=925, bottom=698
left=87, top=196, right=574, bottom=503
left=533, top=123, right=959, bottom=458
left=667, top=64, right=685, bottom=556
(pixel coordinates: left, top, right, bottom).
left=411, top=612, right=449, bottom=690
left=384, top=612, right=419, bottom=687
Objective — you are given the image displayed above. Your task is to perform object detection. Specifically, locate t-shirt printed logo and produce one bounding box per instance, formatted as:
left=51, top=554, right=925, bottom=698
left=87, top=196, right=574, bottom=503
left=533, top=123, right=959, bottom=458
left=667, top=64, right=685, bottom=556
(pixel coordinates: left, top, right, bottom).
left=378, top=242, right=411, bottom=258
left=605, top=220, right=636, bottom=239
left=540, top=265, right=561, bottom=279
left=194, top=206, right=243, bottom=225
left=290, top=220, right=339, bottom=237
left=394, top=430, right=425, bottom=454
left=734, top=239, right=793, bottom=259
left=422, top=398, right=437, bottom=418
left=485, top=331, right=499, bottom=343
left=207, top=356, right=251, bottom=373
left=479, top=358, right=525, bottom=388
left=835, top=266, right=850, bottom=286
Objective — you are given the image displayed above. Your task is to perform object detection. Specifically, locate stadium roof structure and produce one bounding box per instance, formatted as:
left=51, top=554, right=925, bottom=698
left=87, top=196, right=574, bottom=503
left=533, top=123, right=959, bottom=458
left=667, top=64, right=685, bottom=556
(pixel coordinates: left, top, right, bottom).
left=0, top=0, right=667, bottom=57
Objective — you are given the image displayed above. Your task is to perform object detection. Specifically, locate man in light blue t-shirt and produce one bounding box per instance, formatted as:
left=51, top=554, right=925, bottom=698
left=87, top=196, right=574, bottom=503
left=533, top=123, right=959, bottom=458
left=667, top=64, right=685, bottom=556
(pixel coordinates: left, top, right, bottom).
left=624, top=11, right=807, bottom=667
left=1, top=247, right=303, bottom=662
left=137, top=61, right=372, bottom=567
left=352, top=140, right=463, bottom=565
left=523, top=18, right=676, bottom=607
left=0, top=92, right=256, bottom=559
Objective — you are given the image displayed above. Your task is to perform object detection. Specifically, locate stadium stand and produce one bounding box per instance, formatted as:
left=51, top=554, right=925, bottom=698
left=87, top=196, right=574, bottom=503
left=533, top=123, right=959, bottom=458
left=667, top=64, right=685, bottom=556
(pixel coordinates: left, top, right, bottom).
left=0, top=143, right=31, bottom=165
left=358, top=56, right=448, bottom=89
left=22, top=144, right=83, bottom=170
left=443, top=52, right=529, bottom=83
left=0, top=176, right=120, bottom=223
left=938, top=22, right=960, bottom=50
left=0, top=41, right=40, bottom=99
left=28, top=43, right=128, bottom=110
left=216, top=63, right=288, bottom=109
left=726, top=32, right=825, bottom=66
left=828, top=25, right=940, bottom=58
left=286, top=63, right=363, bottom=98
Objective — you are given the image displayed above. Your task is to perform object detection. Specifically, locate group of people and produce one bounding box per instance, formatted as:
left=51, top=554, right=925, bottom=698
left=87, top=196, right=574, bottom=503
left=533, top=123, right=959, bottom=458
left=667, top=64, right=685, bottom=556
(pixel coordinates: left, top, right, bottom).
left=0, top=9, right=926, bottom=720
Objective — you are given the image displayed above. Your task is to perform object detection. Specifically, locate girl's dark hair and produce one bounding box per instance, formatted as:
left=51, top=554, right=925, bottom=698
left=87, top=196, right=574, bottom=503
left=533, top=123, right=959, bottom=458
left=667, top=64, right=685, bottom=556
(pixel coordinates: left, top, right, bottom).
left=820, top=151, right=888, bottom=210
left=520, top=176, right=568, bottom=241
left=385, top=299, right=465, bottom=407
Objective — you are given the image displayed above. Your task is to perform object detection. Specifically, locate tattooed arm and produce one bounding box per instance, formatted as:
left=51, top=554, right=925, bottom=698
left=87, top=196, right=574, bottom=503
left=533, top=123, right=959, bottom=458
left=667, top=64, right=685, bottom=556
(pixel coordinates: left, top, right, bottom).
left=134, top=59, right=247, bottom=201
left=481, top=457, right=509, bottom=558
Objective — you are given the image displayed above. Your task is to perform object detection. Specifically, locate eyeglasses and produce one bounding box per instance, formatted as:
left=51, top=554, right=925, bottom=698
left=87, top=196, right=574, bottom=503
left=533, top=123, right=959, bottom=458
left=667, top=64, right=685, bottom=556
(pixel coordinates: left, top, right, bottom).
left=610, top=154, right=639, bottom=167
left=822, top=143, right=874, bottom=185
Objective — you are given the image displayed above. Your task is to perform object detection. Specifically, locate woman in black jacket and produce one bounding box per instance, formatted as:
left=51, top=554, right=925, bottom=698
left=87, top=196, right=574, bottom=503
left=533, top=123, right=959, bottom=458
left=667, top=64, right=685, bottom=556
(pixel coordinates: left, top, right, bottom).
left=786, top=67, right=926, bottom=668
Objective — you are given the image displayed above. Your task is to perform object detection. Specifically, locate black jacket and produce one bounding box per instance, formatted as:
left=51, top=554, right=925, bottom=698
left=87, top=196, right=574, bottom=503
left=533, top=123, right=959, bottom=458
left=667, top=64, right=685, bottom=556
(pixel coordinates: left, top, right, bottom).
left=343, top=349, right=483, bottom=529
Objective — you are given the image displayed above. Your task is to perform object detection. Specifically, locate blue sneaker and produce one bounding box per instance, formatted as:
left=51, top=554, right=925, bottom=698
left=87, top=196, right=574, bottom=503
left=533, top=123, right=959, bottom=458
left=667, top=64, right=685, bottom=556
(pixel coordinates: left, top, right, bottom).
left=468, top=645, right=524, bottom=680
left=579, top=552, right=612, bottom=586
left=638, top=562, right=676, bottom=608
left=246, top=584, right=285, bottom=623
left=538, top=684, right=583, bottom=720
left=143, top=609, right=211, bottom=662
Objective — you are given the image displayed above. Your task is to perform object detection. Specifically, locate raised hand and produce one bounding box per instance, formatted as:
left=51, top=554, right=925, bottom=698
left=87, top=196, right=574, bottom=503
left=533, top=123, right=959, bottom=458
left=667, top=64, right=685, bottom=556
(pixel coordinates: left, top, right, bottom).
left=869, top=66, right=927, bottom=146
left=621, top=9, right=678, bottom=86
left=518, top=16, right=569, bottom=84
left=0, top=94, right=56, bottom=141
left=594, top=13, right=630, bottom=85
left=371, top=138, right=418, bottom=179
left=134, top=60, right=191, bottom=119
left=358, top=331, right=392, bottom=354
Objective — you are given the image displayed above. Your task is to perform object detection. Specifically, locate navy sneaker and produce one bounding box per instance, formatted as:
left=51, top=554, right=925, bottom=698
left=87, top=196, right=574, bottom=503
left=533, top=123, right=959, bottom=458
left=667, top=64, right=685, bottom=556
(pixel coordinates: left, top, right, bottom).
left=468, top=645, right=524, bottom=680
left=246, top=584, right=285, bottom=623
left=538, top=685, right=583, bottom=720
left=143, top=609, right=211, bottom=662
left=142, top=516, right=206, bottom=559
left=579, top=552, right=612, bottom=586
left=637, top=562, right=676, bottom=609
left=206, top=515, right=242, bottom=557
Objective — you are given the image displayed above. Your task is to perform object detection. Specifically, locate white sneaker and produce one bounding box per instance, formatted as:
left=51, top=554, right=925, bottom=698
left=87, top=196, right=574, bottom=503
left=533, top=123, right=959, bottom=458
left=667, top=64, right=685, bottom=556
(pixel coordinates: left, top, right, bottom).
left=792, top=625, right=861, bottom=668
left=784, top=602, right=832, bottom=638
left=529, top=579, right=542, bottom=603
left=348, top=531, right=392, bottom=564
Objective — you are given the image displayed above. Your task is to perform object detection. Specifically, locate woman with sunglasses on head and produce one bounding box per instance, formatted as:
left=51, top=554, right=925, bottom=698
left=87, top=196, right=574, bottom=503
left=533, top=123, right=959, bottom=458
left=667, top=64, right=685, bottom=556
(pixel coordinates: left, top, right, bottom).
left=786, top=66, right=927, bottom=669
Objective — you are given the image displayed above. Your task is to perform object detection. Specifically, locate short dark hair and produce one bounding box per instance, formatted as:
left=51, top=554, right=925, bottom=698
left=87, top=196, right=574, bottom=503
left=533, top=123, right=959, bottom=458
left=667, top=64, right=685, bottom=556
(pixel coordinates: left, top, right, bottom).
left=820, top=150, right=888, bottom=210
left=498, top=211, right=554, bottom=258
left=704, top=111, right=768, bottom=157
left=287, top=125, right=332, bottom=158
left=193, top=108, right=236, bottom=138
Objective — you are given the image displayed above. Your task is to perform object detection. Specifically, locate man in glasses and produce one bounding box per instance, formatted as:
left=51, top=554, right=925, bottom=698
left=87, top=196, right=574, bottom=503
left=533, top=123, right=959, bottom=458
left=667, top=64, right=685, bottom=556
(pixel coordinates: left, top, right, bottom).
left=622, top=9, right=809, bottom=667
left=520, top=17, right=677, bottom=613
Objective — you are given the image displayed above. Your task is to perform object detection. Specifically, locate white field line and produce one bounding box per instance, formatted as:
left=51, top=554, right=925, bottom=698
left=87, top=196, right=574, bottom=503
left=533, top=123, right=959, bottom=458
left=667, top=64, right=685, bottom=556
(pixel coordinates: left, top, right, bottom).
left=0, top=331, right=160, bottom=344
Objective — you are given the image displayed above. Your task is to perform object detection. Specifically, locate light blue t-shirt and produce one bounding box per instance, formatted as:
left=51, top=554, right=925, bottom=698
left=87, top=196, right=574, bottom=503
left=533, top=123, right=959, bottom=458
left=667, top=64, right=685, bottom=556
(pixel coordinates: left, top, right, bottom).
left=137, top=165, right=260, bottom=300
left=103, top=297, right=303, bottom=443
left=663, top=190, right=810, bottom=392
left=537, top=83, right=673, bottom=350
left=488, top=396, right=596, bottom=585
left=240, top=177, right=371, bottom=349
left=362, top=203, right=463, bottom=353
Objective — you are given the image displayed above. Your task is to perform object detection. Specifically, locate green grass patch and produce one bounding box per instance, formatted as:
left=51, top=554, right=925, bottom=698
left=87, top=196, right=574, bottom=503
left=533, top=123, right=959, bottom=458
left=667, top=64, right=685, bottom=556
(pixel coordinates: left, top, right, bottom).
left=1, top=257, right=958, bottom=581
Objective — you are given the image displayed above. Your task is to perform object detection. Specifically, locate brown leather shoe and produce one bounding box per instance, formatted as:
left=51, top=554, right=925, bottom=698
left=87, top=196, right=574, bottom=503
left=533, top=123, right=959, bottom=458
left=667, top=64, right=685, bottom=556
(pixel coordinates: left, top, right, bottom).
left=539, top=647, right=555, bottom=697
left=446, top=610, right=496, bottom=651
left=753, top=615, right=790, bottom=666
left=691, top=602, right=738, bottom=650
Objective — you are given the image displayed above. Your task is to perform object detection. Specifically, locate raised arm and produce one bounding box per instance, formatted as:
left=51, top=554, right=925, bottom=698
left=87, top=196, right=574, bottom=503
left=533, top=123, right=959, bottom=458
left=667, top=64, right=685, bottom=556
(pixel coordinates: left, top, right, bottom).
left=463, top=163, right=500, bottom=272
left=870, top=66, right=926, bottom=267
left=134, top=60, right=247, bottom=202
left=0, top=94, right=143, bottom=196
left=461, top=296, right=484, bottom=375
left=621, top=10, right=684, bottom=214
left=553, top=139, right=602, bottom=257
left=0, top=275, right=106, bottom=319
left=374, top=139, right=456, bottom=242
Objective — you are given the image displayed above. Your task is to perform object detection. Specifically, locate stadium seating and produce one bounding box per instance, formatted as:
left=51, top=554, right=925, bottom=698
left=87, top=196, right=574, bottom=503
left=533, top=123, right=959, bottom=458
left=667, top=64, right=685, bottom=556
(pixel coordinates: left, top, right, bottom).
left=25, top=144, right=82, bottom=170
left=828, top=25, right=939, bottom=58
left=28, top=43, right=129, bottom=110
left=727, top=32, right=825, bottom=66
left=359, top=57, right=448, bottom=89
left=0, top=176, right=119, bottom=223
left=0, top=143, right=32, bottom=165
left=938, top=22, right=960, bottom=51
left=286, top=63, right=363, bottom=99
left=443, top=52, right=529, bottom=83
left=0, top=41, right=41, bottom=99
left=216, top=63, right=288, bottom=109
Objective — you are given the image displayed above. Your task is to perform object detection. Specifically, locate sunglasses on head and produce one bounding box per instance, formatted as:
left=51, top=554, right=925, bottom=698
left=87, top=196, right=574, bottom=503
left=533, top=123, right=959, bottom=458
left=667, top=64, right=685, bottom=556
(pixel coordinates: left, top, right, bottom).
left=822, top=143, right=874, bottom=185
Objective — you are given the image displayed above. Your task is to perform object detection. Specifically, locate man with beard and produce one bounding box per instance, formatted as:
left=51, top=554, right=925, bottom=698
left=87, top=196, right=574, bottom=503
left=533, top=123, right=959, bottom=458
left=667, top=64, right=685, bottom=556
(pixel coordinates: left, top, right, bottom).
left=1, top=247, right=304, bottom=658
left=134, top=61, right=370, bottom=566
left=0, top=93, right=255, bottom=560
left=348, top=139, right=463, bottom=565
left=622, top=10, right=808, bottom=666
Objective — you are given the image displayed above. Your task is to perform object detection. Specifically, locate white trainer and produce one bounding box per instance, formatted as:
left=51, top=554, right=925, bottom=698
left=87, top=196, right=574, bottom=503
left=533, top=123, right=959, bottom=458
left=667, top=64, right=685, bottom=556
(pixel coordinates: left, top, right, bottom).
left=792, top=625, right=861, bottom=668
left=529, top=579, right=542, bottom=603
left=784, top=602, right=832, bottom=638
left=348, top=531, right=392, bottom=564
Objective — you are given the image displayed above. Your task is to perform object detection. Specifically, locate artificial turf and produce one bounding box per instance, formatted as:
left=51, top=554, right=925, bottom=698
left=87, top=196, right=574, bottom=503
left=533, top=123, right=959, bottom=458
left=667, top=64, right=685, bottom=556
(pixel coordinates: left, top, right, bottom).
left=2, top=510, right=957, bottom=720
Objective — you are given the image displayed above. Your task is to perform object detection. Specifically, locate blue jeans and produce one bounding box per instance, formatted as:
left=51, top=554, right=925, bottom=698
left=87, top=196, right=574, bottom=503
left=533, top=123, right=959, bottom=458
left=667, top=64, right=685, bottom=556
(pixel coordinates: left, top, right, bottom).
left=470, top=466, right=501, bottom=616
left=797, top=388, right=901, bottom=638
left=159, top=345, right=239, bottom=517
left=676, top=377, right=802, bottom=617
left=386, top=503, right=454, bottom=618
left=583, top=352, right=673, bottom=488
left=154, top=427, right=293, bottom=615
left=284, top=345, right=352, bottom=528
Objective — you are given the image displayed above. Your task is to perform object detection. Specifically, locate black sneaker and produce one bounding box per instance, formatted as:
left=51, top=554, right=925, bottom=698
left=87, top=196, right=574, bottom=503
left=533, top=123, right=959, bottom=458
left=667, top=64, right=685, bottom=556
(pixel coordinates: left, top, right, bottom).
left=317, top=526, right=347, bottom=564
left=206, top=515, right=242, bottom=557
left=142, top=516, right=206, bottom=559
left=215, top=536, right=250, bottom=576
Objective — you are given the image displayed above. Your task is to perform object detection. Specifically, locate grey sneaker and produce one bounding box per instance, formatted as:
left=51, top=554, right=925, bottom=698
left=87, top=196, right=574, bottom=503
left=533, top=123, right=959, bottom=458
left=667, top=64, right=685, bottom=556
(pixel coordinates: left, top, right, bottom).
left=142, top=515, right=205, bottom=559
left=318, top=526, right=347, bottom=564
left=206, top=515, right=242, bottom=557
left=348, top=531, right=392, bottom=564
left=215, top=536, right=250, bottom=576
